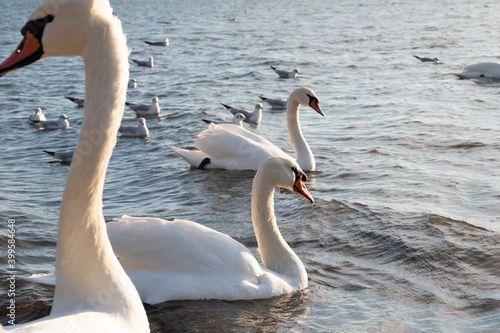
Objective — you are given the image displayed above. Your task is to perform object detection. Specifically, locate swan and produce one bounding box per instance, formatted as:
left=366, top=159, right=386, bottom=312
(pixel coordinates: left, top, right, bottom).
left=271, top=65, right=301, bottom=78
left=119, top=117, right=149, bottom=138
left=221, top=102, right=263, bottom=124
left=202, top=112, right=248, bottom=127
left=126, top=96, right=160, bottom=116
left=36, top=114, right=70, bottom=130
left=26, top=156, right=314, bottom=303
left=455, top=62, right=500, bottom=79
left=29, top=108, right=47, bottom=122
left=171, top=87, right=324, bottom=171
left=0, top=0, right=150, bottom=331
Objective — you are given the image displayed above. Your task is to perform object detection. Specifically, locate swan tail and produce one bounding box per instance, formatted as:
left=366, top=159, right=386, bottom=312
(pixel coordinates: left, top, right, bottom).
left=169, top=145, right=211, bottom=169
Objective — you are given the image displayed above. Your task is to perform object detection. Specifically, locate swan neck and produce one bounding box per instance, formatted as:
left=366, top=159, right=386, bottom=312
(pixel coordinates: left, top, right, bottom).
left=51, top=15, right=135, bottom=316
left=287, top=98, right=314, bottom=171
left=251, top=171, right=306, bottom=285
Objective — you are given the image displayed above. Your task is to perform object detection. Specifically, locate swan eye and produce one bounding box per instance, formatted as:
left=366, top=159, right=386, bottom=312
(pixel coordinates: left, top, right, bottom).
left=21, top=15, right=54, bottom=39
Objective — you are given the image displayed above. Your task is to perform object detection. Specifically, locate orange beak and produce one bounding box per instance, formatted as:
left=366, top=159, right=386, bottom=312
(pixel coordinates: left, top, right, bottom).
left=309, top=98, right=324, bottom=116
left=293, top=176, right=314, bottom=203
left=0, top=27, right=44, bottom=77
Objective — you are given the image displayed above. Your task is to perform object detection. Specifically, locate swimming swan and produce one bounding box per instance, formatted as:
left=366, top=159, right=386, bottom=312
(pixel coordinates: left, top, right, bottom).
left=455, top=62, right=500, bottom=79
left=0, top=0, right=149, bottom=331
left=171, top=87, right=324, bottom=171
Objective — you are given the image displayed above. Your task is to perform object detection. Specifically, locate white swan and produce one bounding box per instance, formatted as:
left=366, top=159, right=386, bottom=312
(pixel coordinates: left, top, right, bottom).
left=0, top=0, right=149, bottom=331
left=21, top=156, right=314, bottom=303
left=29, top=108, right=47, bottom=122
left=108, top=156, right=314, bottom=303
left=455, top=62, right=500, bottom=79
left=171, top=87, right=324, bottom=171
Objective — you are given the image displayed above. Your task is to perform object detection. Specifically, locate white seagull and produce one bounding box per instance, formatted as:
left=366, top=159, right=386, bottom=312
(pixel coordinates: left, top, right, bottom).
left=132, top=56, right=154, bottom=68
left=414, top=55, right=440, bottom=63
left=28, top=108, right=47, bottom=122
left=43, top=150, right=74, bottom=163
left=202, top=112, right=248, bottom=127
left=128, top=78, right=137, bottom=88
left=259, top=96, right=287, bottom=109
left=119, top=118, right=149, bottom=138
left=145, top=38, right=169, bottom=47
left=126, top=96, right=160, bottom=116
left=221, top=102, right=263, bottom=124
left=65, top=96, right=84, bottom=107
left=36, top=114, right=70, bottom=130
left=270, top=65, right=301, bottom=78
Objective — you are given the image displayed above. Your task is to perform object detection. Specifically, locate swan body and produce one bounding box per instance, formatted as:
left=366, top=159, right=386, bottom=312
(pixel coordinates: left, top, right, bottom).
left=36, top=114, right=69, bottom=130
left=259, top=96, right=287, bottom=109
left=126, top=96, right=160, bottom=116
left=172, top=87, right=324, bottom=171
left=29, top=108, right=47, bottom=122
left=221, top=102, right=263, bottom=124
left=0, top=0, right=149, bottom=331
left=119, top=117, right=149, bottom=138
left=270, top=65, right=301, bottom=78
left=455, top=62, right=500, bottom=79
left=132, top=56, right=154, bottom=68
left=202, top=112, right=248, bottom=126
left=65, top=96, right=85, bottom=107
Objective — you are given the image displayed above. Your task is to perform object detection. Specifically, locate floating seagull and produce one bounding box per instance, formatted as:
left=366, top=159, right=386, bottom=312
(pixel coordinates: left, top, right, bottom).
left=202, top=113, right=248, bottom=127
left=455, top=62, right=500, bottom=79
left=270, top=65, right=301, bottom=78
left=259, top=96, right=287, bottom=109
left=36, top=114, right=70, bottom=130
left=132, top=56, right=154, bottom=68
left=28, top=108, right=47, bottom=123
left=128, top=78, right=137, bottom=89
left=119, top=118, right=149, bottom=138
left=221, top=102, right=263, bottom=124
left=144, top=38, right=169, bottom=47
left=65, top=96, right=84, bottom=107
left=414, top=55, right=440, bottom=63
left=126, top=96, right=160, bottom=116
left=43, top=150, right=74, bottom=163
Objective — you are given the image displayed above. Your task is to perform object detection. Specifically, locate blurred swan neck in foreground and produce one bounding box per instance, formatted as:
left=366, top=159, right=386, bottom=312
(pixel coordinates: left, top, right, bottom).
left=287, top=91, right=315, bottom=171
left=251, top=165, right=307, bottom=287
left=53, top=6, right=135, bottom=316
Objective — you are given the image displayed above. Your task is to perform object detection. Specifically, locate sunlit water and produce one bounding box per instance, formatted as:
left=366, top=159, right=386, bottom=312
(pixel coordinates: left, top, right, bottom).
left=1, top=0, right=499, bottom=332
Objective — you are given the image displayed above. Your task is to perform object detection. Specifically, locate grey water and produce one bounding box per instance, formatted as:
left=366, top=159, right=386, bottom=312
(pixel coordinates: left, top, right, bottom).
left=1, top=0, right=500, bottom=332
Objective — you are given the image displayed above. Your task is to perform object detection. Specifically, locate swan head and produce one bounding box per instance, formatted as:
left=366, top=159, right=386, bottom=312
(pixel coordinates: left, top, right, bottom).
left=0, top=0, right=110, bottom=76
left=258, top=157, right=313, bottom=203
left=291, top=87, right=324, bottom=116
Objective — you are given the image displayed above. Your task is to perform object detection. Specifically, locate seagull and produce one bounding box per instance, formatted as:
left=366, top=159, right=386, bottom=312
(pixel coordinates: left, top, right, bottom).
left=43, top=150, right=74, bottom=163
left=119, top=118, right=149, bottom=138
left=221, top=102, right=263, bottom=124
left=414, top=55, right=440, bottom=63
left=65, top=96, right=84, bottom=107
left=270, top=65, right=301, bottom=78
left=259, top=96, right=287, bottom=109
left=132, top=56, right=154, bottom=68
left=202, top=113, right=248, bottom=127
left=28, top=108, right=47, bottom=123
left=128, top=78, right=137, bottom=89
left=126, top=96, right=160, bottom=116
left=36, top=114, right=70, bottom=130
left=145, top=38, right=169, bottom=47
